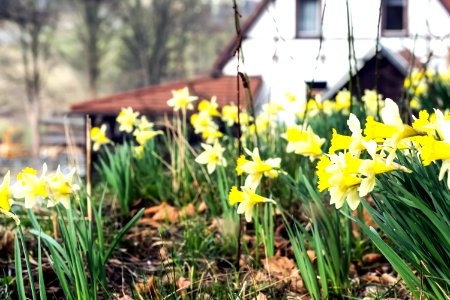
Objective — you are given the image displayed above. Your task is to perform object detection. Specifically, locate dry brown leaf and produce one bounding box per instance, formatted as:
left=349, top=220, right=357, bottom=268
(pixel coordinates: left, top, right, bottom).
left=159, top=247, right=168, bottom=260
left=139, top=217, right=162, bottom=228
left=0, top=230, right=14, bottom=254
left=256, top=292, right=268, bottom=300
left=307, top=250, right=316, bottom=262
left=262, top=256, right=304, bottom=292
left=144, top=203, right=165, bottom=215
left=151, top=203, right=179, bottom=223
left=180, top=203, right=195, bottom=218
left=361, top=274, right=381, bottom=283
left=254, top=270, right=267, bottom=282
left=198, top=201, right=208, bottom=212
left=362, top=253, right=383, bottom=265
left=177, top=277, right=192, bottom=297
left=289, top=268, right=304, bottom=293
left=263, top=256, right=296, bottom=278
left=135, top=276, right=157, bottom=296
left=380, top=273, right=397, bottom=285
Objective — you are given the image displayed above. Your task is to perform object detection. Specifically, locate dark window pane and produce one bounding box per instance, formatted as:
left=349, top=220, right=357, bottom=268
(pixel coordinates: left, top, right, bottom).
left=384, top=0, right=405, bottom=31
left=386, top=6, right=404, bottom=30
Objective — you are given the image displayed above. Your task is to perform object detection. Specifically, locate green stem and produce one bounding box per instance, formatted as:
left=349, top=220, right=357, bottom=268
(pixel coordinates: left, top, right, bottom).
left=18, top=225, right=38, bottom=300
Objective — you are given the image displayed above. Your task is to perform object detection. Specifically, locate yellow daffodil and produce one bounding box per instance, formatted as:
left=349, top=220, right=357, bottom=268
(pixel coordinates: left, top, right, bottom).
left=301, top=99, right=321, bottom=117
left=195, top=141, right=227, bottom=174
left=322, top=99, right=336, bottom=116
left=364, top=99, right=421, bottom=163
left=285, top=92, right=297, bottom=103
left=47, top=166, right=79, bottom=209
left=201, top=127, right=223, bottom=144
left=362, top=89, right=384, bottom=116
left=134, top=128, right=163, bottom=146
left=221, top=104, right=238, bottom=126
left=191, top=111, right=216, bottom=134
left=167, top=87, right=198, bottom=111
left=13, top=164, right=48, bottom=209
left=136, top=116, right=154, bottom=131
left=228, top=186, right=275, bottom=222
left=329, top=129, right=352, bottom=154
left=91, top=124, right=111, bottom=151
left=410, top=98, right=422, bottom=110
left=416, top=136, right=450, bottom=188
left=0, top=171, right=19, bottom=224
left=198, top=96, right=220, bottom=116
left=0, top=171, right=13, bottom=212
left=262, top=102, right=284, bottom=116
left=282, top=126, right=325, bottom=160
left=320, top=152, right=364, bottom=209
left=134, top=145, right=144, bottom=159
left=255, top=114, right=275, bottom=134
left=317, top=155, right=333, bottom=192
left=117, top=107, right=139, bottom=133
left=358, top=153, right=410, bottom=197
left=239, top=111, right=252, bottom=126
left=336, top=90, right=351, bottom=112
left=236, top=148, right=281, bottom=189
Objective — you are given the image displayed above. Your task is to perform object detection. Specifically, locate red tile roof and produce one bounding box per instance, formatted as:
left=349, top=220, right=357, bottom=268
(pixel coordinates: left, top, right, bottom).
left=439, top=0, right=450, bottom=14
left=70, top=75, right=262, bottom=115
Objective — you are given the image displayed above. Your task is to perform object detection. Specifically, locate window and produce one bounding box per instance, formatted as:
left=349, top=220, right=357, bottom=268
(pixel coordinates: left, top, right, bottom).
left=296, top=0, right=321, bottom=37
left=383, top=0, right=407, bottom=35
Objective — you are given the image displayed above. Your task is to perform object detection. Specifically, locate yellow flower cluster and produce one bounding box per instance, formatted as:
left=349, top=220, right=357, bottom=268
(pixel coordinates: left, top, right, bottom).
left=294, top=90, right=355, bottom=120
left=191, top=97, right=223, bottom=144
left=317, top=99, right=419, bottom=210
left=413, top=109, right=450, bottom=188
left=0, top=165, right=79, bottom=224
left=362, top=89, right=384, bottom=116
left=229, top=148, right=281, bottom=222
left=92, top=107, right=162, bottom=157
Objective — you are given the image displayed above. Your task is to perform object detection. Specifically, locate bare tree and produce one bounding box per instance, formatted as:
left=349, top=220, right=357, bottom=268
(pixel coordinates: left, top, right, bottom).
left=74, top=0, right=118, bottom=97
left=119, top=0, right=210, bottom=88
left=0, top=0, right=56, bottom=159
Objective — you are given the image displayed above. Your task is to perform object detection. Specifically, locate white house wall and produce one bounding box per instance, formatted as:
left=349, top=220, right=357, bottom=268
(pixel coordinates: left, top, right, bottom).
left=222, top=0, right=450, bottom=107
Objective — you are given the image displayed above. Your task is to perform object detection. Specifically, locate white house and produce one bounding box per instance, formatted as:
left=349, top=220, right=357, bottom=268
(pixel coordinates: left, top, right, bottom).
left=212, top=0, right=450, bottom=107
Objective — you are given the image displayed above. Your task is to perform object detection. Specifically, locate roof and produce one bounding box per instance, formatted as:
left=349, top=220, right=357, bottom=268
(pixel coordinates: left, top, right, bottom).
left=322, top=45, right=409, bottom=100
left=211, top=0, right=450, bottom=76
left=211, top=0, right=274, bottom=75
left=70, top=75, right=263, bottom=115
left=439, top=0, right=450, bottom=14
